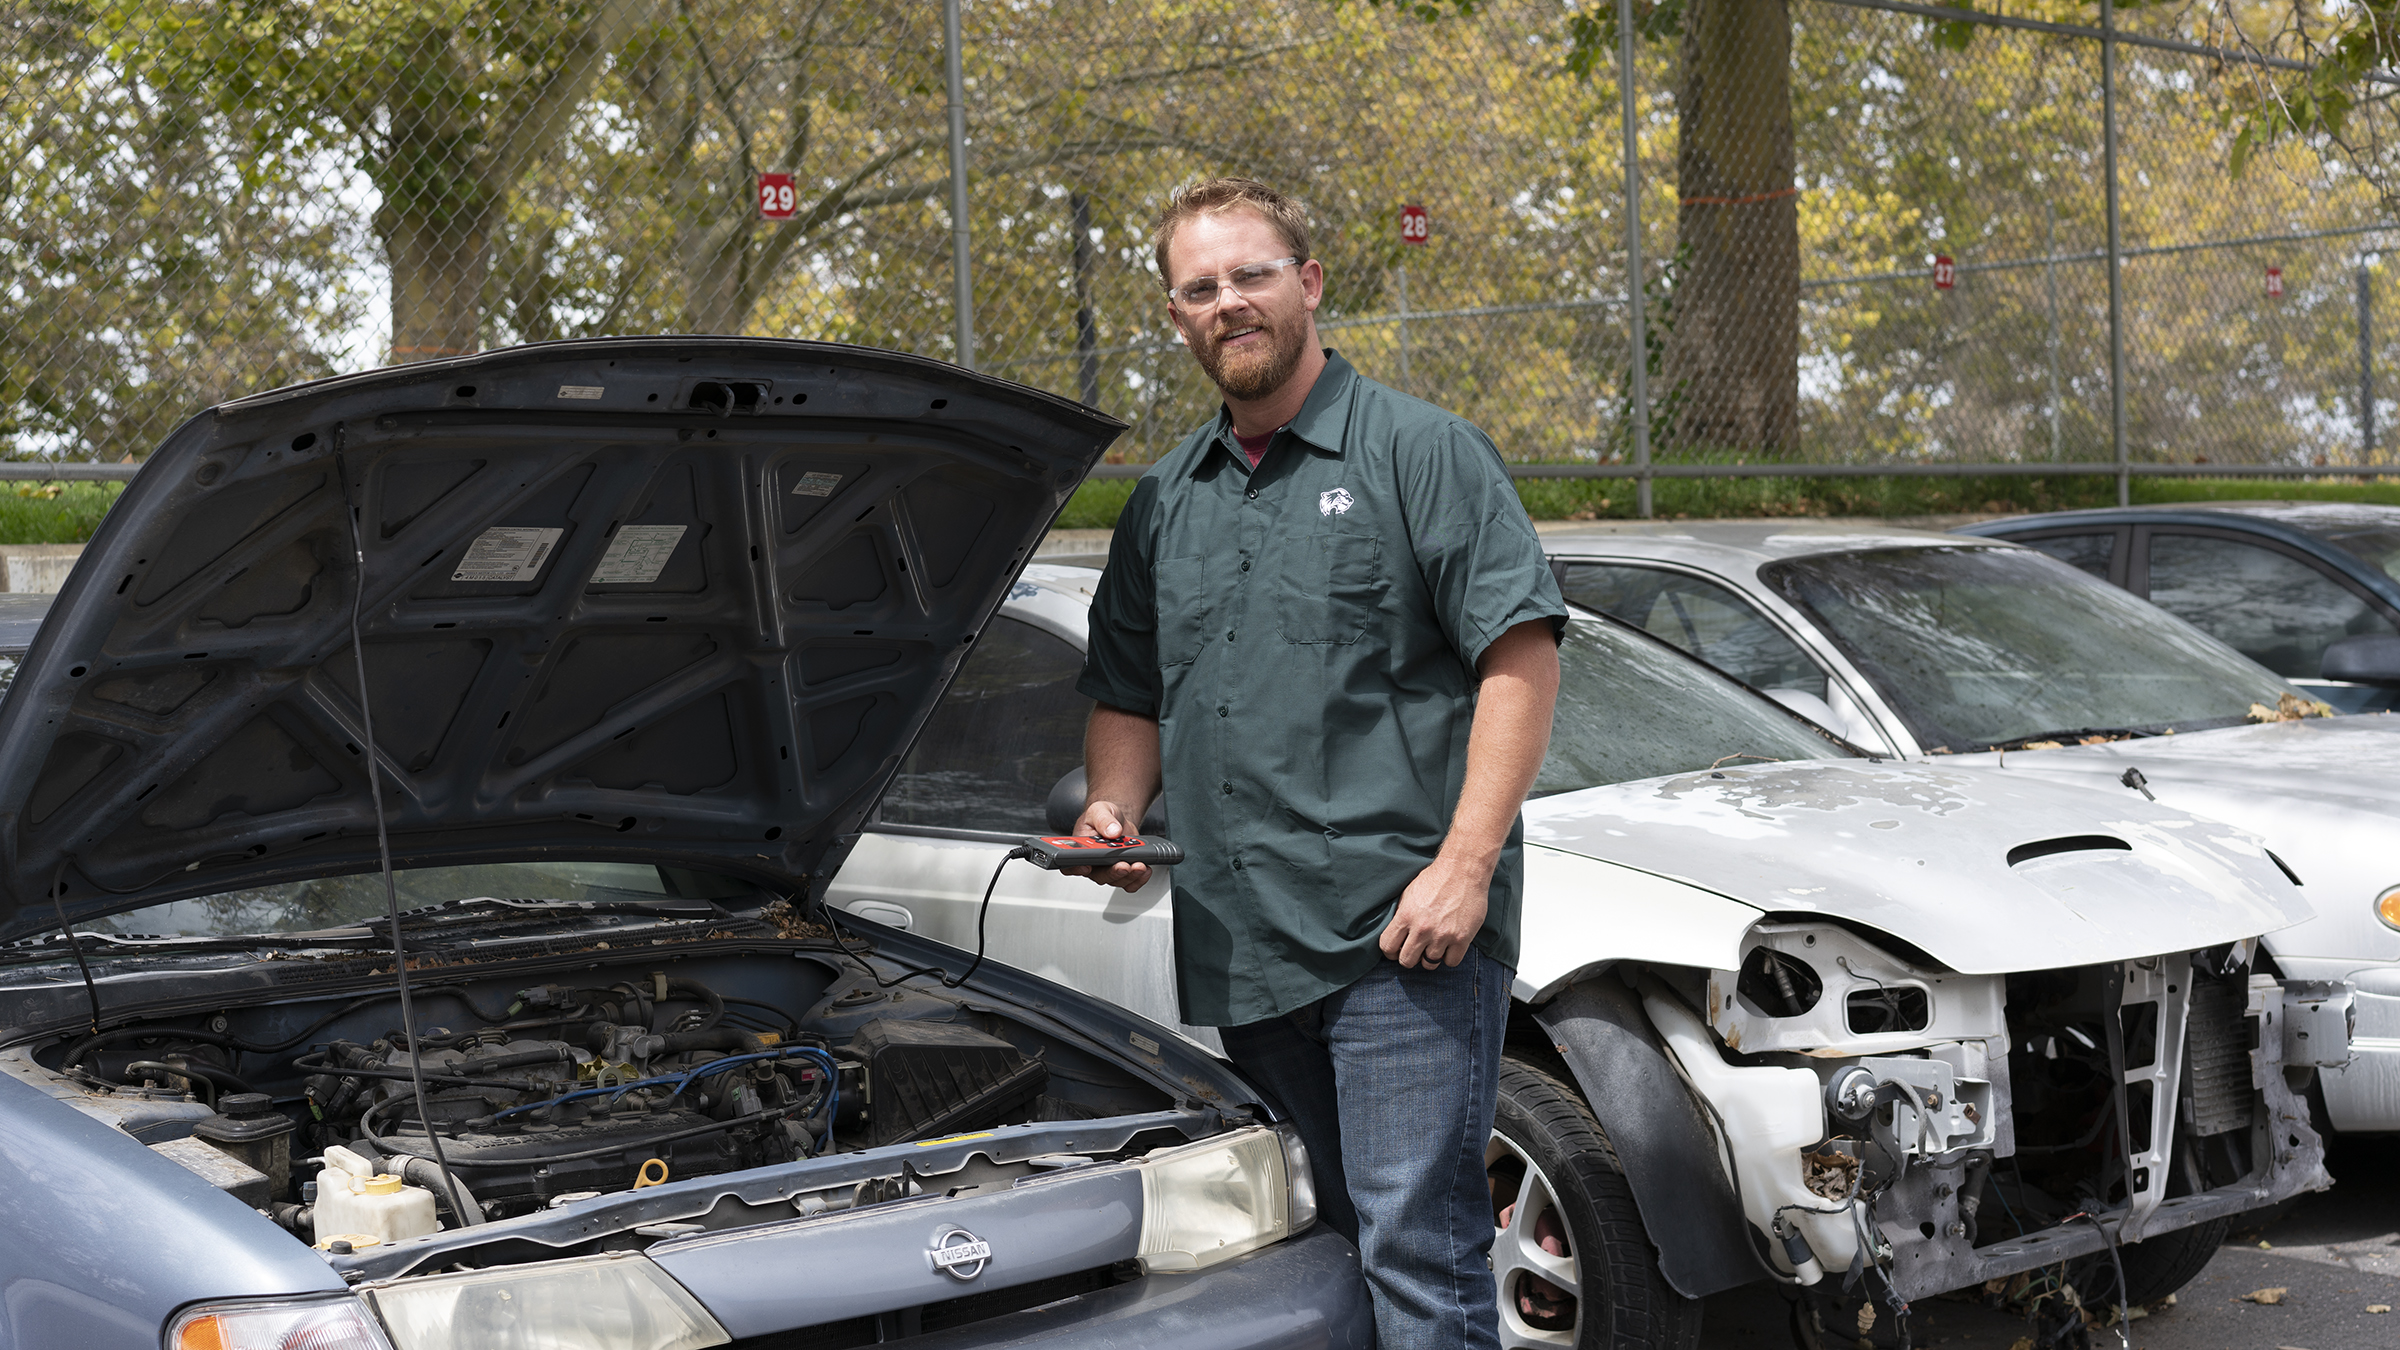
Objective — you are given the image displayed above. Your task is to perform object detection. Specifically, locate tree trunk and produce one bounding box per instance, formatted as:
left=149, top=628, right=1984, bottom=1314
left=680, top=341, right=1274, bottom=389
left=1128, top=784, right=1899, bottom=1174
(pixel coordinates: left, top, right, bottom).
left=1667, top=0, right=1801, bottom=454
left=383, top=206, right=493, bottom=363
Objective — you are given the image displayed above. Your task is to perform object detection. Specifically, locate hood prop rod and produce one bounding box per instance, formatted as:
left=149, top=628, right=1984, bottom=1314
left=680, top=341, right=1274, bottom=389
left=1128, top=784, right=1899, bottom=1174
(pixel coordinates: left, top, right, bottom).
left=46, top=861, right=102, bottom=1034
left=336, top=435, right=470, bottom=1226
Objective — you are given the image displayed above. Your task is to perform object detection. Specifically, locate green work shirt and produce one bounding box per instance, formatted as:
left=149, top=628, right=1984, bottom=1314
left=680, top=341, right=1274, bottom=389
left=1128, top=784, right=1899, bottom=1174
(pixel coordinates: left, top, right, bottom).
left=1077, top=351, right=1565, bottom=1027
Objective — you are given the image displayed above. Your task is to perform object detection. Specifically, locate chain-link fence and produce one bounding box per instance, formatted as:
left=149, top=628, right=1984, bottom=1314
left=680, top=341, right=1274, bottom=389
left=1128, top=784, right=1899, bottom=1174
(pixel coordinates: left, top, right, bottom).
left=6, top=0, right=2400, bottom=508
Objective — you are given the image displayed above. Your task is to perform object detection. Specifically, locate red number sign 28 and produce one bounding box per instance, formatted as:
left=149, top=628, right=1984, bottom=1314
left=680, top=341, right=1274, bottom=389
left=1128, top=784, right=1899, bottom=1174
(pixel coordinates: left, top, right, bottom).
left=1400, top=204, right=1428, bottom=246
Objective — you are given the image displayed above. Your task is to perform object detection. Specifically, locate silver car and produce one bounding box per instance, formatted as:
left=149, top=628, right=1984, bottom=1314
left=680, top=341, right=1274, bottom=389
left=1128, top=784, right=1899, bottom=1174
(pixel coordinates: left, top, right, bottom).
left=1540, top=520, right=2400, bottom=1136
left=831, top=561, right=2347, bottom=1348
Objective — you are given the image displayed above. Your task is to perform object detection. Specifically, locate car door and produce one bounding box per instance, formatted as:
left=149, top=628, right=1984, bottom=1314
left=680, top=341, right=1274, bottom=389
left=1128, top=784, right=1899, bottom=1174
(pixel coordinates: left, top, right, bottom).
left=2132, top=526, right=2400, bottom=712
left=1552, top=560, right=1895, bottom=751
left=822, top=611, right=1219, bottom=1049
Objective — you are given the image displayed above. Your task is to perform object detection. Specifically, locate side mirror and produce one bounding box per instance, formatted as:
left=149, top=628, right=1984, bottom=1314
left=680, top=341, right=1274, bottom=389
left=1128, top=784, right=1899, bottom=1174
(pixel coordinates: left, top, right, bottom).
left=1044, top=767, right=1170, bottom=836
left=2320, top=635, right=2400, bottom=688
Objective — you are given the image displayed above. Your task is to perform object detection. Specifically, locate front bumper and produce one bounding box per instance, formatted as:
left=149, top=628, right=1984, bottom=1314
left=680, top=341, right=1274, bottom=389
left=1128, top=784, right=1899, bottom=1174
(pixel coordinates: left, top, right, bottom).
left=2272, top=956, right=2397, bottom=1133
left=897, top=1227, right=1373, bottom=1350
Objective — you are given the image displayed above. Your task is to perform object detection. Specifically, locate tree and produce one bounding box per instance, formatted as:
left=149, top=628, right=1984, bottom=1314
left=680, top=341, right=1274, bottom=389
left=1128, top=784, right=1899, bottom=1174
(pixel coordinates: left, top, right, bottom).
left=3, top=0, right=362, bottom=459
left=103, top=0, right=658, bottom=363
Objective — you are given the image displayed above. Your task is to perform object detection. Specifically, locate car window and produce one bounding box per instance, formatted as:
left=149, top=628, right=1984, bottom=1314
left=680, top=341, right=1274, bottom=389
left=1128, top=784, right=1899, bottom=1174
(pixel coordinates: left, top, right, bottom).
left=1535, top=614, right=1850, bottom=797
left=1556, top=563, right=1827, bottom=698
left=2017, top=532, right=2115, bottom=581
left=880, top=616, right=1089, bottom=834
left=84, top=861, right=718, bottom=938
left=2293, top=522, right=2400, bottom=586
left=1763, top=546, right=2292, bottom=751
left=2143, top=532, right=2400, bottom=679
left=0, top=652, right=19, bottom=700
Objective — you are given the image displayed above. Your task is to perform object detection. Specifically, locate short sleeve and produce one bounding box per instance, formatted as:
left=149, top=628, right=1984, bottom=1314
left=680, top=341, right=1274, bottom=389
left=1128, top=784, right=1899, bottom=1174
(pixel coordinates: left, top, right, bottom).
left=1403, top=421, right=1567, bottom=670
left=1076, top=474, right=1166, bottom=718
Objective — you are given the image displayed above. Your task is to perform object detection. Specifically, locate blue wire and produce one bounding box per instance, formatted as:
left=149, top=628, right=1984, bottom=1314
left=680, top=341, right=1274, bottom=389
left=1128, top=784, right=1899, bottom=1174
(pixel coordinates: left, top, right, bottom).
left=491, top=1045, right=843, bottom=1149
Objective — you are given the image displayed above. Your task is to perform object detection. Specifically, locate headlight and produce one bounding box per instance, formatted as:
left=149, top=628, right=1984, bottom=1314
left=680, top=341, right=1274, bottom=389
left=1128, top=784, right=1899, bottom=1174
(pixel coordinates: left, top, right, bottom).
left=168, top=1297, right=391, bottom=1350
left=1135, top=1127, right=1295, bottom=1273
left=361, top=1253, right=727, bottom=1350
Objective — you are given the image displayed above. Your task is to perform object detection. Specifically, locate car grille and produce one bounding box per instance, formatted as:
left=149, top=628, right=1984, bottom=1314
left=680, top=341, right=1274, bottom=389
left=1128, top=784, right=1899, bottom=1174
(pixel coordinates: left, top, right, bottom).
left=727, top=1265, right=1128, bottom=1348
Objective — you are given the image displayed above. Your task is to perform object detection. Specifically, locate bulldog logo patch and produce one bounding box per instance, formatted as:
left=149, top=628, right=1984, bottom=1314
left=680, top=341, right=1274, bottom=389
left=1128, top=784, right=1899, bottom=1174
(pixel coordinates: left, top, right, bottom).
left=1318, top=487, right=1355, bottom=517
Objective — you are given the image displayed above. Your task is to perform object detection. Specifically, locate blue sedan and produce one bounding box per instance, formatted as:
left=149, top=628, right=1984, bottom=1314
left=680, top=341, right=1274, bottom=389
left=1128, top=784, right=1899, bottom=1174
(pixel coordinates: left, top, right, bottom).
left=1958, top=502, right=2400, bottom=712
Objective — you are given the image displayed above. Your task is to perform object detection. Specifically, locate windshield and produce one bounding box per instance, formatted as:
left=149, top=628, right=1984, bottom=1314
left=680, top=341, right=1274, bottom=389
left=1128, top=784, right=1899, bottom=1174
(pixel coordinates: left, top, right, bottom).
left=82, top=861, right=754, bottom=939
left=1762, top=546, right=2293, bottom=751
left=1534, top=612, right=1851, bottom=796
left=2292, top=519, right=2400, bottom=586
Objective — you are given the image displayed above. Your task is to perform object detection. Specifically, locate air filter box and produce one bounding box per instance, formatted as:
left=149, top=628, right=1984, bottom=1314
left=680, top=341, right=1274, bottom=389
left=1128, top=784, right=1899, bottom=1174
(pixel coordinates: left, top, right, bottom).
left=848, top=1019, right=1049, bottom=1149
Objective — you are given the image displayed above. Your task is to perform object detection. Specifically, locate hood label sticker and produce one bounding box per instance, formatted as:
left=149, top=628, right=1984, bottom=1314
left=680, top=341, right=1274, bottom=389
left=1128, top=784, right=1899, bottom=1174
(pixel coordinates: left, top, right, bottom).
left=790, top=471, right=844, bottom=497
left=557, top=384, right=605, bottom=400
left=453, top=526, right=565, bottom=582
left=589, top=524, right=689, bottom=585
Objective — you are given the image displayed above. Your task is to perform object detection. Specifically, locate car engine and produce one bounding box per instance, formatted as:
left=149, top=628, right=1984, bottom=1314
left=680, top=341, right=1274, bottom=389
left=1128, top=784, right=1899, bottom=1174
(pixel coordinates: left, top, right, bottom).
left=35, top=964, right=1084, bottom=1233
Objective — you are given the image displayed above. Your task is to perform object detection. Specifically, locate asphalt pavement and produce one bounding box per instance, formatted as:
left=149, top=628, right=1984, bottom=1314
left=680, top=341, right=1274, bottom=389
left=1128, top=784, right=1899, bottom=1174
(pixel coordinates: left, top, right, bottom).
left=1700, top=1135, right=2400, bottom=1350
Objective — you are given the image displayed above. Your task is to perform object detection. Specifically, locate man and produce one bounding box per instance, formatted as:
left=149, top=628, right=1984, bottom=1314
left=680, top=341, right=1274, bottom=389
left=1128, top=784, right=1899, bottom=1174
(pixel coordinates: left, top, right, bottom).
left=1070, top=177, right=1564, bottom=1350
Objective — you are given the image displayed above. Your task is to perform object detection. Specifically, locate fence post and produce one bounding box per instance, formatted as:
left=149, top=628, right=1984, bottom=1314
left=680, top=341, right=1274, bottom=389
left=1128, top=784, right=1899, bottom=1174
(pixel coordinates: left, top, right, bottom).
left=2045, top=199, right=2063, bottom=460
left=1072, top=191, right=1100, bottom=407
left=2101, top=0, right=2127, bottom=506
left=1396, top=266, right=1413, bottom=393
left=2362, top=258, right=2377, bottom=457
left=944, top=0, right=976, bottom=370
left=1620, top=0, right=1651, bottom=519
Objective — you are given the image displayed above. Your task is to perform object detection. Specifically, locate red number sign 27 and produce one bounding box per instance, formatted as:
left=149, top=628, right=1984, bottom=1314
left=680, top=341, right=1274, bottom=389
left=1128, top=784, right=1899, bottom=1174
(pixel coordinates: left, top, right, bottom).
left=1932, top=255, right=1956, bottom=290
left=1400, top=204, right=1428, bottom=246
left=758, top=173, right=797, bottom=221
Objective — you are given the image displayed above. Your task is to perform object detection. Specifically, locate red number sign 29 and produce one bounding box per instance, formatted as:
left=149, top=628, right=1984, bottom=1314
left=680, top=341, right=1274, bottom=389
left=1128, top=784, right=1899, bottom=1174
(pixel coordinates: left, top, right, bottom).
left=758, top=173, right=797, bottom=221
left=1400, top=203, right=1428, bottom=246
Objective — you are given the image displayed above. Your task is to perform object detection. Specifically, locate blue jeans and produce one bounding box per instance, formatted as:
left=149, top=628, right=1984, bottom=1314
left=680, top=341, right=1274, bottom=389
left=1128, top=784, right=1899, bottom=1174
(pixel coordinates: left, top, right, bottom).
left=1219, top=949, right=1512, bottom=1350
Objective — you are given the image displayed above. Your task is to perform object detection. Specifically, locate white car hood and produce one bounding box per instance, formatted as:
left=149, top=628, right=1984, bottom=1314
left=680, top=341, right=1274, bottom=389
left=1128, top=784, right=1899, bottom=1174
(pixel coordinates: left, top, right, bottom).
left=1944, top=716, right=2400, bottom=813
left=1945, top=717, right=2400, bottom=964
left=1522, top=760, right=2312, bottom=974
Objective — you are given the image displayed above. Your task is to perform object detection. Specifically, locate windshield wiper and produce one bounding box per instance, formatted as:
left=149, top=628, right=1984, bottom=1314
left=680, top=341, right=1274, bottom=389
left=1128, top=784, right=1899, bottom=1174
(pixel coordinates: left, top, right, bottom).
left=363, top=895, right=732, bottom=926
left=1976, top=726, right=2166, bottom=752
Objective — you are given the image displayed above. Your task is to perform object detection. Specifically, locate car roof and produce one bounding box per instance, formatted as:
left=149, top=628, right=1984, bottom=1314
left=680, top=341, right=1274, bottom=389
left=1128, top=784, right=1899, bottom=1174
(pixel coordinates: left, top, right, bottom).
left=1537, top=519, right=2009, bottom=570
left=1963, top=500, right=2400, bottom=534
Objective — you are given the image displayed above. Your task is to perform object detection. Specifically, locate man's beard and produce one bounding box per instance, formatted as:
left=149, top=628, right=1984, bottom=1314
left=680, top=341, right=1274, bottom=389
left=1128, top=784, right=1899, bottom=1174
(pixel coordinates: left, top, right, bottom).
left=1192, top=310, right=1307, bottom=401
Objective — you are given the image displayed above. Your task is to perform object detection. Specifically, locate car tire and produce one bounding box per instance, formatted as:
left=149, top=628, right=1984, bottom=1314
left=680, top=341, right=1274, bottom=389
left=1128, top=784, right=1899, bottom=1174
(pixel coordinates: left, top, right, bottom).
left=2109, top=1216, right=2232, bottom=1307
left=1488, top=1059, right=1703, bottom=1350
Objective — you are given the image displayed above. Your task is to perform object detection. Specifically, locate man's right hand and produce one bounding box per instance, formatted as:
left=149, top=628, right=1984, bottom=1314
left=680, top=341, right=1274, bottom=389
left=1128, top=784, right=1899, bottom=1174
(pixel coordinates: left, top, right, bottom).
left=1064, top=799, right=1154, bottom=892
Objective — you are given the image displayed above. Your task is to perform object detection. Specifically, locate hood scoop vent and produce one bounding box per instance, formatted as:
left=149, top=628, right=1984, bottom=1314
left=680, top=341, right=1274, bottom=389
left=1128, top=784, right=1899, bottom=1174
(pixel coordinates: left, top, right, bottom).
left=2006, top=834, right=2131, bottom=868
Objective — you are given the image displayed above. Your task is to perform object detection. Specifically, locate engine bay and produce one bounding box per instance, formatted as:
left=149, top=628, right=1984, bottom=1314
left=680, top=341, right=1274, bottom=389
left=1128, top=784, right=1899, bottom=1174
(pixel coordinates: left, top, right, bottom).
left=2, top=943, right=1193, bottom=1248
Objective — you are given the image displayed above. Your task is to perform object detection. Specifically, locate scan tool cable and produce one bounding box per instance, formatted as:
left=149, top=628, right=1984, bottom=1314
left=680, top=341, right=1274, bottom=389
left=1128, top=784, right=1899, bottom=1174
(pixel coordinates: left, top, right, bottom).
left=335, top=435, right=470, bottom=1226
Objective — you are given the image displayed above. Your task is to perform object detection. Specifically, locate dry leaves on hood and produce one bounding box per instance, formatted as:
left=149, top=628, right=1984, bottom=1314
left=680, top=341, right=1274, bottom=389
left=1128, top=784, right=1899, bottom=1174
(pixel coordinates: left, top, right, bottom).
left=2249, top=691, right=2336, bottom=722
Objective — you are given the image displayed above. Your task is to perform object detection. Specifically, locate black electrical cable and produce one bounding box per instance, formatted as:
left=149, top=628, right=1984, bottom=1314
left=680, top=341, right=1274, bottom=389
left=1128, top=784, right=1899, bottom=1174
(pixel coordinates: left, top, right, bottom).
left=2069, top=1211, right=2134, bottom=1350
left=336, top=440, right=471, bottom=1227
left=821, top=847, right=1027, bottom=991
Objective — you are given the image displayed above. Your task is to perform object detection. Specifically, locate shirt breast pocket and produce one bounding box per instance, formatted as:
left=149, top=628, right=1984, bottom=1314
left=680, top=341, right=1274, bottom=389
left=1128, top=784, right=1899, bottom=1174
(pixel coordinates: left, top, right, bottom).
left=1155, top=554, right=1211, bottom=666
left=1278, top=534, right=1381, bottom=645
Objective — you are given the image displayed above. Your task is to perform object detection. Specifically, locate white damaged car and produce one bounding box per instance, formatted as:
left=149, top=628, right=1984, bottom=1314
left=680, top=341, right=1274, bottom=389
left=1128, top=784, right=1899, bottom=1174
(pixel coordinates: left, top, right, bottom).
left=827, top=565, right=2352, bottom=1348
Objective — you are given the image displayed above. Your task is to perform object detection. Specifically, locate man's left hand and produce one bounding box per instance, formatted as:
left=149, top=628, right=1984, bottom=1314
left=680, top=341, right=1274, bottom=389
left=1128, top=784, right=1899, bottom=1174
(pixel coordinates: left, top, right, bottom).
left=1378, top=853, right=1493, bottom=969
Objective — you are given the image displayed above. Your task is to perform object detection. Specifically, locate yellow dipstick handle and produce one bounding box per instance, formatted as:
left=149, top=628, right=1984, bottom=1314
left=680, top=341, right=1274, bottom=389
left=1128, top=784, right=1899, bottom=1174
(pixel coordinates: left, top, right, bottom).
left=634, top=1158, right=670, bottom=1189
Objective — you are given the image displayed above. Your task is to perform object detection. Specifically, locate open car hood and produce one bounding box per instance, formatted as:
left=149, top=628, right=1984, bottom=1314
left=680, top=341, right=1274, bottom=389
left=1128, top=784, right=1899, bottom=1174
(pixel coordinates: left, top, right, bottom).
left=1522, top=761, right=2312, bottom=973
left=0, top=339, right=1121, bottom=943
